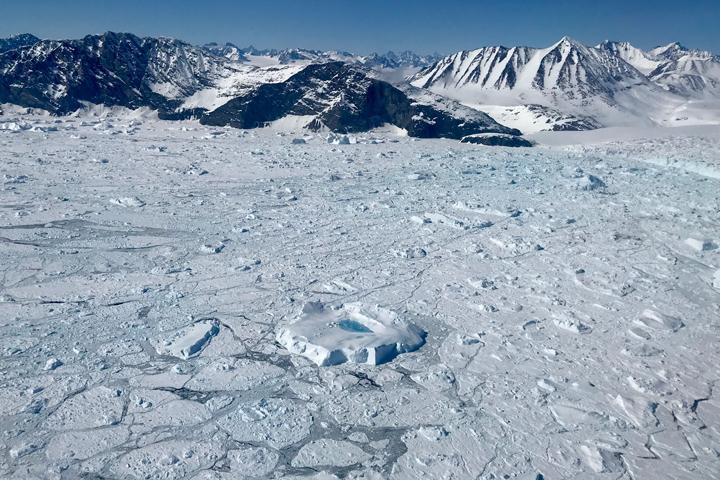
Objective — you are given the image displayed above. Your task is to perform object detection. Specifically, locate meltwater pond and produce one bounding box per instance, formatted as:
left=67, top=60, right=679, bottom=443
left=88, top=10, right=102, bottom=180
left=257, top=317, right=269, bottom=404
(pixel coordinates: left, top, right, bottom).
left=338, top=319, right=374, bottom=333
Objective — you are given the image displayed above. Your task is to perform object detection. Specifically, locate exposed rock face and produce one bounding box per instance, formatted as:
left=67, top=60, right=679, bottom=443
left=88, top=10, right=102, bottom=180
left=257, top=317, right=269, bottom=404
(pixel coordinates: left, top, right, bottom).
left=461, top=133, right=534, bottom=147
left=0, top=34, right=40, bottom=54
left=0, top=34, right=519, bottom=139
left=202, top=62, right=519, bottom=138
left=522, top=104, right=602, bottom=131
left=0, top=32, right=238, bottom=114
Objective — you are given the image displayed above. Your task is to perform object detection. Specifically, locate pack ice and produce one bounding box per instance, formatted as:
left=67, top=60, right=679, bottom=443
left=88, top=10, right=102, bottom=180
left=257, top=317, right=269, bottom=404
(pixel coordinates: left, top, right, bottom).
left=1, top=108, right=719, bottom=480
left=276, top=302, right=426, bottom=366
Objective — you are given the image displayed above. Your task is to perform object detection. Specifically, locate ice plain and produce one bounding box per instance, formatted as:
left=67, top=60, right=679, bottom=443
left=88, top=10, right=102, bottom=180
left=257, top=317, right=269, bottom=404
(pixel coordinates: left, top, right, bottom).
left=0, top=108, right=719, bottom=479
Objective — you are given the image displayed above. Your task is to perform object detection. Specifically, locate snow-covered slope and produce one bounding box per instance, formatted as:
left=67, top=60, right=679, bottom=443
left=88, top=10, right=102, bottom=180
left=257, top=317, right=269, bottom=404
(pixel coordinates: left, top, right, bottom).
left=596, top=40, right=662, bottom=75
left=410, top=37, right=674, bottom=128
left=413, top=37, right=720, bottom=130
left=0, top=33, right=517, bottom=139
left=472, top=104, right=601, bottom=134
left=599, top=41, right=720, bottom=98
left=413, top=37, right=649, bottom=99
left=648, top=43, right=720, bottom=97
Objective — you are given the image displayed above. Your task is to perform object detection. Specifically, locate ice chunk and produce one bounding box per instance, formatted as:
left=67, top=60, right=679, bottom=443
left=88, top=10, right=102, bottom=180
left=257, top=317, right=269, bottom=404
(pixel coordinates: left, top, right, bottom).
left=153, top=319, right=220, bottom=359
left=199, top=243, right=225, bottom=254
left=576, top=174, right=606, bottom=191
left=109, top=196, right=146, bottom=207
left=276, top=302, right=426, bottom=366
left=43, top=357, right=63, bottom=370
left=635, top=309, right=683, bottom=332
left=684, top=238, right=717, bottom=252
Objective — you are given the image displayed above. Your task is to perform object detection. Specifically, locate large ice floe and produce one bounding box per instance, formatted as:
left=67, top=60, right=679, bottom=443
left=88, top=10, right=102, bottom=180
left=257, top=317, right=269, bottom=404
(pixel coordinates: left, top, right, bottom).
left=276, top=302, right=426, bottom=366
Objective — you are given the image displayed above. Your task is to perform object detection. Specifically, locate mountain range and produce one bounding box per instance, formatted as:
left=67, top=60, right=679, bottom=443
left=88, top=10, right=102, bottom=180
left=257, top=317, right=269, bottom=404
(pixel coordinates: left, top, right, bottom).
left=203, top=42, right=441, bottom=71
left=411, top=37, right=720, bottom=132
left=1, top=32, right=718, bottom=136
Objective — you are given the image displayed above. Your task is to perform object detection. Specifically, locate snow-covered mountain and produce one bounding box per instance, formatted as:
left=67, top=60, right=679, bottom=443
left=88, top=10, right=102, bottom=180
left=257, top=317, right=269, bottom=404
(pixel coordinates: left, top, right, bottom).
left=410, top=37, right=671, bottom=129
left=201, top=61, right=518, bottom=137
left=0, top=33, right=40, bottom=54
left=203, top=43, right=357, bottom=66
left=2, top=32, right=718, bottom=135
left=0, top=33, right=515, bottom=139
left=202, top=42, right=440, bottom=73
left=412, top=37, right=649, bottom=99
left=412, top=37, right=720, bottom=131
left=596, top=41, right=663, bottom=75
left=599, top=41, right=720, bottom=97
left=0, top=32, right=241, bottom=113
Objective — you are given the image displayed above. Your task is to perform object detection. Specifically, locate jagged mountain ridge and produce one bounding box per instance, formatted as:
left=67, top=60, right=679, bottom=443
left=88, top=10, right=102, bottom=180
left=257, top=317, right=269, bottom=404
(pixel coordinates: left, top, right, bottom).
left=0, top=34, right=40, bottom=54
left=0, top=32, right=240, bottom=113
left=409, top=37, right=661, bottom=126
left=2, top=32, right=718, bottom=134
left=0, top=32, right=515, bottom=138
left=411, top=37, right=720, bottom=129
left=599, top=40, right=720, bottom=97
left=412, top=37, right=650, bottom=99
left=202, top=42, right=441, bottom=70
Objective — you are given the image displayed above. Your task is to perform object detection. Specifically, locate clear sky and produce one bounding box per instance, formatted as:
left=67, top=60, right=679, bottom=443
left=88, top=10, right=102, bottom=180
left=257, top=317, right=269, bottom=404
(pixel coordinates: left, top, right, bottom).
left=2, top=0, right=719, bottom=55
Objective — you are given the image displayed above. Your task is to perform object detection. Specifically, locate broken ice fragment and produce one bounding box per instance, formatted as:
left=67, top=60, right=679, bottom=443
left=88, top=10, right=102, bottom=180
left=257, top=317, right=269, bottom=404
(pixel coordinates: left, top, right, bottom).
left=635, top=309, right=683, bottom=332
left=576, top=174, right=606, bottom=191
left=43, top=357, right=63, bottom=370
left=684, top=238, right=717, bottom=252
left=153, top=319, right=220, bottom=359
left=199, top=243, right=225, bottom=254
left=109, top=196, right=145, bottom=207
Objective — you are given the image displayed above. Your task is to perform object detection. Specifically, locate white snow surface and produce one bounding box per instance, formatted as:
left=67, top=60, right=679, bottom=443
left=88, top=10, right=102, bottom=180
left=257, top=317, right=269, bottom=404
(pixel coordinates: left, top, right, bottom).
left=0, top=108, right=719, bottom=480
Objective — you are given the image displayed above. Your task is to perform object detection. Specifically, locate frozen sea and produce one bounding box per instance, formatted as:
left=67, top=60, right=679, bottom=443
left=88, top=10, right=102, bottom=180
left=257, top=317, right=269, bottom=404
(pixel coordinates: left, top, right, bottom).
left=1, top=108, right=719, bottom=479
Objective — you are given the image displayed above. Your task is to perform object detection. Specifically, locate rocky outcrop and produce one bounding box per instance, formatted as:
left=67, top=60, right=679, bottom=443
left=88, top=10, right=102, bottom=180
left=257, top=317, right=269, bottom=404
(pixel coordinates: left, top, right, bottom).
left=201, top=62, right=520, bottom=138
left=461, top=133, right=534, bottom=147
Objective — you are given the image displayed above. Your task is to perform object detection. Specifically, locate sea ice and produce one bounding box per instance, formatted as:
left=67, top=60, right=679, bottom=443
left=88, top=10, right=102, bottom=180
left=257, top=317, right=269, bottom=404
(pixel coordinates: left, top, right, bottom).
left=1, top=111, right=719, bottom=479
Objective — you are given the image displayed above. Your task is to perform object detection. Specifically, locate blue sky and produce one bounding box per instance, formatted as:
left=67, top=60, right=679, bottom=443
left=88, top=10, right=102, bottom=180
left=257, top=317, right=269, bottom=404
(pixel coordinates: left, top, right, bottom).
left=2, top=0, right=719, bottom=54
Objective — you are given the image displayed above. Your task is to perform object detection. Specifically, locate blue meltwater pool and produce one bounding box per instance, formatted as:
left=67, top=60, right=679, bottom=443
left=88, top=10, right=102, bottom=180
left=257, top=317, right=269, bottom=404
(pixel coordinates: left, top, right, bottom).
left=338, top=319, right=373, bottom=333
